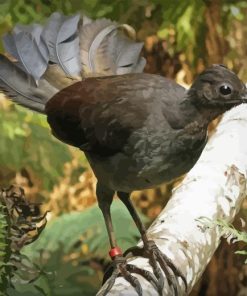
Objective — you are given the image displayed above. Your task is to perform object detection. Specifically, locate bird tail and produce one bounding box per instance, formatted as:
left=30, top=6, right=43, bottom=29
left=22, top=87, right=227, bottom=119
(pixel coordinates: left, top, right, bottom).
left=0, top=12, right=146, bottom=113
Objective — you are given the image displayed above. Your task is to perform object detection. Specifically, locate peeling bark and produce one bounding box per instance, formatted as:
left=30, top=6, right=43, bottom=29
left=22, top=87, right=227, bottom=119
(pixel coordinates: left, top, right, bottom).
left=97, top=104, right=247, bottom=295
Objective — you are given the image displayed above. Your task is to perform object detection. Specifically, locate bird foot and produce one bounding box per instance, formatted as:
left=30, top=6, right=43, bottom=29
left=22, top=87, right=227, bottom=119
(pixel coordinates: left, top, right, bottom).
left=124, top=240, right=187, bottom=296
left=99, top=254, right=159, bottom=296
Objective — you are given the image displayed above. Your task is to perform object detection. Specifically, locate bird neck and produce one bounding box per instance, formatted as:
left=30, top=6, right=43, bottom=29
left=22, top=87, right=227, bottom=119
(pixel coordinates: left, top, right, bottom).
left=195, top=105, right=228, bottom=124
left=180, top=96, right=228, bottom=128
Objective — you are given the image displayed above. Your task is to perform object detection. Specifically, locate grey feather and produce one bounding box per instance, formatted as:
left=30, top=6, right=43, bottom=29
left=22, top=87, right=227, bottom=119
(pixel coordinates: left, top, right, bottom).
left=3, top=25, right=49, bottom=80
left=88, top=24, right=118, bottom=72
left=79, top=18, right=117, bottom=74
left=32, top=78, right=59, bottom=101
left=42, top=12, right=81, bottom=76
left=1, top=12, right=146, bottom=111
left=13, top=24, right=49, bottom=62
left=79, top=17, right=146, bottom=76
left=115, top=39, right=145, bottom=74
left=14, top=32, right=48, bottom=80
left=2, top=34, right=19, bottom=59
left=13, top=24, right=42, bottom=42
left=132, top=57, right=146, bottom=73
left=0, top=54, right=56, bottom=113
left=91, top=29, right=118, bottom=74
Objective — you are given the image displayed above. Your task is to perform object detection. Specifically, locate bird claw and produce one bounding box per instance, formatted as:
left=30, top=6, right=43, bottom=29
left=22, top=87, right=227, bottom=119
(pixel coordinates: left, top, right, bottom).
left=124, top=240, right=187, bottom=296
left=99, top=255, right=160, bottom=296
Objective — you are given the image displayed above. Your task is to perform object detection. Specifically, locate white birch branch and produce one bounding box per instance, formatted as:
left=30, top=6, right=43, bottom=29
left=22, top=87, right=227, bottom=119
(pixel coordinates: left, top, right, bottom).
left=97, top=104, right=247, bottom=296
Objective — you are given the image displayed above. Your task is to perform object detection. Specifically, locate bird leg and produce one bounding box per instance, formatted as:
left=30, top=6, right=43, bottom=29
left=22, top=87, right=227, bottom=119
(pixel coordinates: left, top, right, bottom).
left=118, top=192, right=187, bottom=296
left=97, top=184, right=158, bottom=296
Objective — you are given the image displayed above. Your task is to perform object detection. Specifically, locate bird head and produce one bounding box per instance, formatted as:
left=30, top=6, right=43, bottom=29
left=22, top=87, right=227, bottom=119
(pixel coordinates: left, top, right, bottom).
left=188, top=65, right=247, bottom=110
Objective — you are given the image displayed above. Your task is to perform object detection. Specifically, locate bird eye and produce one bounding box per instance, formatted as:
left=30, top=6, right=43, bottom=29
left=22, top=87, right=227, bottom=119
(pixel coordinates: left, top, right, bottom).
left=219, top=84, right=232, bottom=96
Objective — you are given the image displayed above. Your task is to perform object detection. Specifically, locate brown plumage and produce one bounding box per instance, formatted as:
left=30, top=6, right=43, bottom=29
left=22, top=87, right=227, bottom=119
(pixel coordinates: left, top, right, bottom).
left=45, top=67, right=247, bottom=194
left=46, top=73, right=185, bottom=157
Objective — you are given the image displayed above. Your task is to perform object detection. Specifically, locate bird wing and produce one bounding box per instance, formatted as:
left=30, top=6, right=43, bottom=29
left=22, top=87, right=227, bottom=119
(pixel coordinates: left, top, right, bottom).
left=45, top=73, right=173, bottom=157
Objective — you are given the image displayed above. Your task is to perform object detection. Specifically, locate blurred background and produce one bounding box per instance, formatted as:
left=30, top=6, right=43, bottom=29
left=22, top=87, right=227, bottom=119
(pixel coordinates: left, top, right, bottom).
left=0, top=0, right=246, bottom=295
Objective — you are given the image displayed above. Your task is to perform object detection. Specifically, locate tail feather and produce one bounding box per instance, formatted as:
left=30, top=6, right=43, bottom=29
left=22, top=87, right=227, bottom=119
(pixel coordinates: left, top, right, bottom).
left=132, top=57, right=147, bottom=73
left=1, top=12, right=146, bottom=114
left=4, top=32, right=48, bottom=81
left=43, top=64, right=79, bottom=90
left=79, top=17, right=146, bottom=76
left=3, top=25, right=49, bottom=81
left=0, top=54, right=56, bottom=113
left=3, top=34, right=19, bottom=61
left=13, top=23, right=48, bottom=60
left=13, top=23, right=43, bottom=40
left=41, top=12, right=81, bottom=76
left=79, top=18, right=117, bottom=74
left=114, top=33, right=145, bottom=74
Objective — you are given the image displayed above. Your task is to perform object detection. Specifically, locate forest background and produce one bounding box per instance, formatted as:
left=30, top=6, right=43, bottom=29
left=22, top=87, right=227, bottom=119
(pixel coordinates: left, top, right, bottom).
left=0, top=0, right=247, bottom=295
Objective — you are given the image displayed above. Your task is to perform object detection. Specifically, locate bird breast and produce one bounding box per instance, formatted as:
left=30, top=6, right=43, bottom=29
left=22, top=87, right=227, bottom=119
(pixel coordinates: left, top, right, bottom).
left=86, top=119, right=207, bottom=193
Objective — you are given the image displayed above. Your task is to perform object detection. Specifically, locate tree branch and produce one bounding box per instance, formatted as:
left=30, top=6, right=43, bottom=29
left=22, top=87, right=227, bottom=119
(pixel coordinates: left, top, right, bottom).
left=97, top=104, right=247, bottom=295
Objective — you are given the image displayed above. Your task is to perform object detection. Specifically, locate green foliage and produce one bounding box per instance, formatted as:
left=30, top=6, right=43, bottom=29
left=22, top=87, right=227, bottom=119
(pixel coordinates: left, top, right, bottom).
left=7, top=255, right=99, bottom=296
left=23, top=200, right=149, bottom=259
left=3, top=200, right=149, bottom=295
left=156, top=0, right=205, bottom=63
left=0, top=186, right=48, bottom=296
left=215, top=219, right=247, bottom=263
left=0, top=105, right=72, bottom=189
left=199, top=217, right=247, bottom=263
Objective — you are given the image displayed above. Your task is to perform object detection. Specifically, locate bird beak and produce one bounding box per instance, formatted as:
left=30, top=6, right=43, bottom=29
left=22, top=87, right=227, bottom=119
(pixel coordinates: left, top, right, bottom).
left=241, top=86, right=247, bottom=103
left=242, top=95, right=247, bottom=103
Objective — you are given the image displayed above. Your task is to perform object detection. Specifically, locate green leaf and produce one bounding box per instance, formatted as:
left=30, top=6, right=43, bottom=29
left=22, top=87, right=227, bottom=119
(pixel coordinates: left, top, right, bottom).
left=22, top=200, right=149, bottom=259
left=235, top=250, right=247, bottom=255
left=0, top=105, right=73, bottom=190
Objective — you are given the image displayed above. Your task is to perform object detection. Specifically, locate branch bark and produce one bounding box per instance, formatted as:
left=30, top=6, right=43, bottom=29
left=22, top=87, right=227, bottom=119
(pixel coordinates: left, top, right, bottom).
left=97, top=104, right=247, bottom=296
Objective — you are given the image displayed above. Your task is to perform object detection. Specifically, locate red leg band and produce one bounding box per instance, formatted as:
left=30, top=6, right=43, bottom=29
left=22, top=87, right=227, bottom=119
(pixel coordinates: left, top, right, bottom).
left=109, top=247, right=122, bottom=259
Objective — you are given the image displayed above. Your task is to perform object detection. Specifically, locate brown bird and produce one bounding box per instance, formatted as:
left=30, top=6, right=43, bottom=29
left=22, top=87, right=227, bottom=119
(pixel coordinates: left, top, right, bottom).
left=1, top=12, right=247, bottom=296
